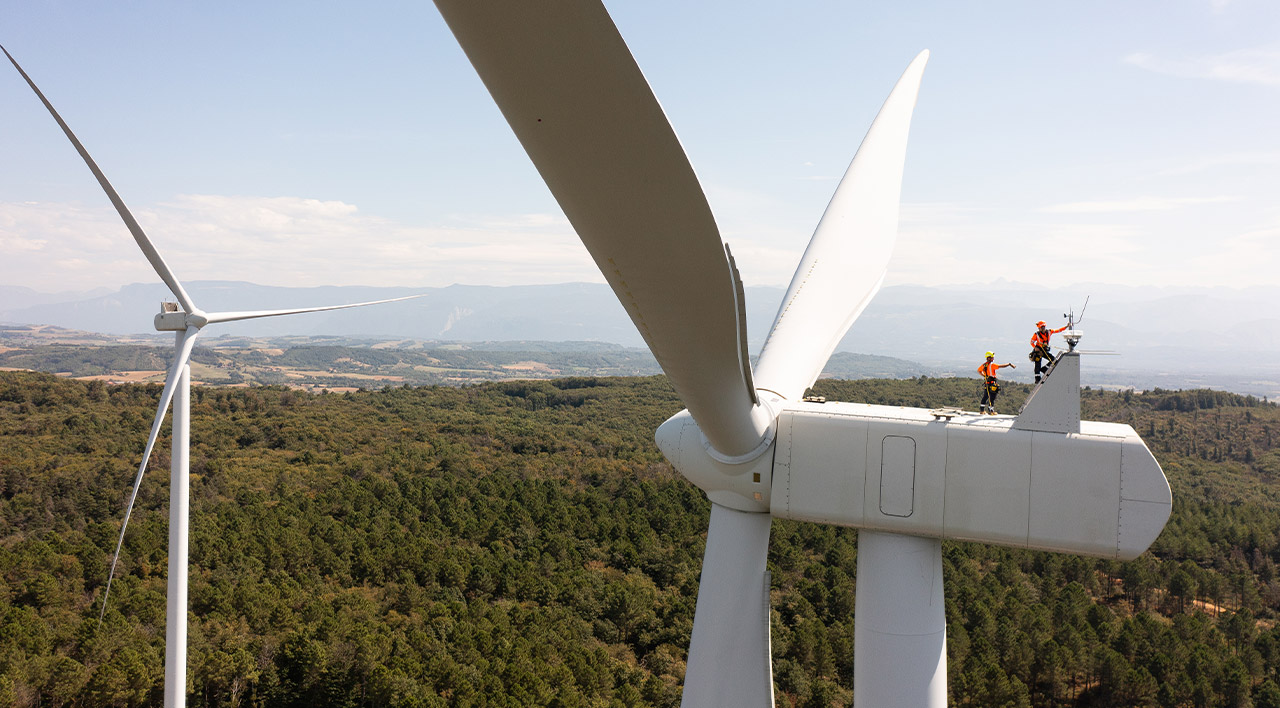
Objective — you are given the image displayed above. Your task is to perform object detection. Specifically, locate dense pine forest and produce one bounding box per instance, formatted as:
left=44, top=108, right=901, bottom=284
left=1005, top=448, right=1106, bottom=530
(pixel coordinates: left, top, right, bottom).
left=1, top=370, right=1278, bottom=707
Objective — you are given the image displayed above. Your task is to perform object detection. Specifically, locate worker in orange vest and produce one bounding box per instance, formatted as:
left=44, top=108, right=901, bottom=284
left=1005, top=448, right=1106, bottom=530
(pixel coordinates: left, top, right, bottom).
left=978, top=352, right=1015, bottom=415
left=1029, top=320, right=1068, bottom=384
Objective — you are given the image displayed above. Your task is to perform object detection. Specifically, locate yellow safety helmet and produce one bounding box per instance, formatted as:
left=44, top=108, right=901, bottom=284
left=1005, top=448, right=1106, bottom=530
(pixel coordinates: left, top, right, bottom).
left=985, top=351, right=994, bottom=358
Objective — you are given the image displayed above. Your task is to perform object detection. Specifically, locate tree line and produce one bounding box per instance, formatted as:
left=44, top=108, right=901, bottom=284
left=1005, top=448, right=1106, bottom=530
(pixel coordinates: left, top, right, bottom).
left=1, top=371, right=1278, bottom=706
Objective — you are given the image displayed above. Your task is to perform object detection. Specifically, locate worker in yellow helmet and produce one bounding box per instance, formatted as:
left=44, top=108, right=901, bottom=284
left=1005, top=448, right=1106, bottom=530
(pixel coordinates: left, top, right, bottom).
left=977, top=351, right=1015, bottom=415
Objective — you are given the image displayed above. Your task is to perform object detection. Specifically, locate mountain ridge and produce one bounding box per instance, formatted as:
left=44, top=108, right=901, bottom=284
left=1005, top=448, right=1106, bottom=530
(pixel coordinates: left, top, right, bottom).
left=4, top=281, right=1279, bottom=396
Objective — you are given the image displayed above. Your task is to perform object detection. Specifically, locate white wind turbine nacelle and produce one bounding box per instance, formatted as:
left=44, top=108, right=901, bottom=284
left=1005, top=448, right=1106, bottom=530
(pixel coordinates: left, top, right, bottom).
left=4, top=45, right=423, bottom=708
left=441, top=2, right=1171, bottom=705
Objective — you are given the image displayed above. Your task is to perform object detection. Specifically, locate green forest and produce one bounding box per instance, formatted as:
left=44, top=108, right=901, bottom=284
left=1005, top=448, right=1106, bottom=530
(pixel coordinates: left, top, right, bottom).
left=1, top=371, right=1279, bottom=707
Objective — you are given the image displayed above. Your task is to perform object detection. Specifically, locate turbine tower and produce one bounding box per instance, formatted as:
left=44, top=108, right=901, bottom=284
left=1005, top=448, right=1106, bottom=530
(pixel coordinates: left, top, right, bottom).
left=4, top=46, right=421, bottom=708
left=429, top=2, right=1172, bottom=706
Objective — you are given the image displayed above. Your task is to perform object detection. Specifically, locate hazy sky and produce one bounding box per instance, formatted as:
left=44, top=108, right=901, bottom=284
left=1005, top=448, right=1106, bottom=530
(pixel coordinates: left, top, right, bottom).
left=2, top=1, right=1278, bottom=296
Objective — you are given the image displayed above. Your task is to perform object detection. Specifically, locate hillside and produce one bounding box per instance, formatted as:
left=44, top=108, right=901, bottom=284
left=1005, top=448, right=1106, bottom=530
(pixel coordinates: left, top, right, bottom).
left=1, top=372, right=1278, bottom=706
left=6, top=280, right=1280, bottom=397
left=0, top=328, right=931, bottom=389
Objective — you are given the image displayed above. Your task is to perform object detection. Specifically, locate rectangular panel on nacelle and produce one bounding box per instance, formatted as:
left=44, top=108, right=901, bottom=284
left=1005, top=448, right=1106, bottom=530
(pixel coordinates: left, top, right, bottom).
left=943, top=426, right=1032, bottom=546
left=772, top=411, right=868, bottom=526
left=1029, top=431, right=1121, bottom=556
left=865, top=420, right=944, bottom=536
left=879, top=435, right=916, bottom=517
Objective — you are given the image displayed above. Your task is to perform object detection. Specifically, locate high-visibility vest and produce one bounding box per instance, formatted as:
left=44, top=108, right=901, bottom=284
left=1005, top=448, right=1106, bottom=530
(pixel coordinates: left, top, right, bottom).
left=1031, top=325, right=1067, bottom=348
left=978, top=361, right=1000, bottom=379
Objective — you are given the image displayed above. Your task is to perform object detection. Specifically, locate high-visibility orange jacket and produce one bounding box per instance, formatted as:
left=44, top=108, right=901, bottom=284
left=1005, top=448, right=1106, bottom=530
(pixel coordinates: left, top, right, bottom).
left=1031, top=325, right=1067, bottom=348
left=978, top=361, right=1009, bottom=380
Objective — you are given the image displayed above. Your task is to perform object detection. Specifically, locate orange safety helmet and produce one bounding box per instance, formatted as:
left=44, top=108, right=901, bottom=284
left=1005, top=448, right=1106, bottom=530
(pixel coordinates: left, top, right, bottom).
left=1036, top=320, right=1046, bottom=327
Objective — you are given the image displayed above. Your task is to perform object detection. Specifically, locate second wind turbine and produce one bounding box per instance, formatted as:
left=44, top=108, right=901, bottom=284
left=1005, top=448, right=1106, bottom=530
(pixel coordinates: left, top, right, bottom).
left=4, top=45, right=422, bottom=708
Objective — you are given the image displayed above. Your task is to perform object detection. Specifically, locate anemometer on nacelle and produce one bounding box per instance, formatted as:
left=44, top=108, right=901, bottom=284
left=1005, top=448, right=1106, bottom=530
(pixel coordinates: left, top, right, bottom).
left=1061, top=296, right=1088, bottom=351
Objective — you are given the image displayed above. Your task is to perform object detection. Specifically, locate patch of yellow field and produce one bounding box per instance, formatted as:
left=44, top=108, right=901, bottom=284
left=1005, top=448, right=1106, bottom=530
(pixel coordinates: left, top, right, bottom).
left=284, top=369, right=336, bottom=378
left=65, top=370, right=166, bottom=384
left=281, top=369, right=406, bottom=382
left=342, top=372, right=406, bottom=382
left=502, top=361, right=559, bottom=373
left=103, top=370, right=167, bottom=383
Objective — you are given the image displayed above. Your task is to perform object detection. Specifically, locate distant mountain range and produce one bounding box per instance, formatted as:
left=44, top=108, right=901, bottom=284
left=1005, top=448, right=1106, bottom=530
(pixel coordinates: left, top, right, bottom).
left=4, top=281, right=1279, bottom=397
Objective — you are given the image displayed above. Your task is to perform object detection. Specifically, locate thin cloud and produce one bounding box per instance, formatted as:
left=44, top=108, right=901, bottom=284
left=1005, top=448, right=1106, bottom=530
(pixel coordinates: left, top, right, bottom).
left=1191, top=220, right=1280, bottom=288
left=1124, top=47, right=1280, bottom=87
left=890, top=221, right=1141, bottom=285
left=0, top=234, right=47, bottom=252
left=0, top=195, right=603, bottom=292
left=1156, top=151, right=1280, bottom=176
left=1041, top=196, right=1241, bottom=214
left=721, top=242, right=804, bottom=288
left=463, top=212, right=573, bottom=231
left=900, top=202, right=996, bottom=223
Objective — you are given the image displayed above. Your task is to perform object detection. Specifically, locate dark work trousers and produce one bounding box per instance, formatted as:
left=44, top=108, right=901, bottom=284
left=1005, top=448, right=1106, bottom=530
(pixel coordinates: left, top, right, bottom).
left=980, top=379, right=999, bottom=411
left=1032, top=346, right=1056, bottom=383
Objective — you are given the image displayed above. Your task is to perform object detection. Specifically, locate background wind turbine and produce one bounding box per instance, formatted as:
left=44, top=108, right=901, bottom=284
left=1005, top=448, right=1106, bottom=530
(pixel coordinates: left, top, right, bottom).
left=431, top=2, right=1170, bottom=707
left=3, top=45, right=422, bottom=708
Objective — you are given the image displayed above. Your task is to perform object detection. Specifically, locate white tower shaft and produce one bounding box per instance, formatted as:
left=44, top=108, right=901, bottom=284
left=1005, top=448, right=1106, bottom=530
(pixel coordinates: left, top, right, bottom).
left=165, top=357, right=190, bottom=708
left=855, top=531, right=946, bottom=708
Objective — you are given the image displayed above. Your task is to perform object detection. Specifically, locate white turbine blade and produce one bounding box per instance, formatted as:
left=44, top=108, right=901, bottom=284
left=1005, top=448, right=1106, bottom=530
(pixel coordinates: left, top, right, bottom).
left=2, top=45, right=197, bottom=314
left=682, top=503, right=774, bottom=707
left=754, top=51, right=929, bottom=402
left=99, top=326, right=200, bottom=624
left=203, top=293, right=425, bottom=325
left=433, top=0, right=770, bottom=458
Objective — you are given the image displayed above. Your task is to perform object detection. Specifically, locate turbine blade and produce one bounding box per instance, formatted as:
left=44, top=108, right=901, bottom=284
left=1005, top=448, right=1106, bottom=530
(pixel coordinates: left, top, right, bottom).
left=433, top=0, right=770, bottom=458
left=1, top=44, right=197, bottom=314
left=754, top=51, right=929, bottom=401
left=203, top=293, right=425, bottom=325
left=682, top=503, right=774, bottom=707
left=98, top=326, right=200, bottom=624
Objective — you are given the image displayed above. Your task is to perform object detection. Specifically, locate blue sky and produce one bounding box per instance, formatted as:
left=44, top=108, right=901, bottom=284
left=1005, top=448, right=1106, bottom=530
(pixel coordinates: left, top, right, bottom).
left=2, top=0, right=1277, bottom=295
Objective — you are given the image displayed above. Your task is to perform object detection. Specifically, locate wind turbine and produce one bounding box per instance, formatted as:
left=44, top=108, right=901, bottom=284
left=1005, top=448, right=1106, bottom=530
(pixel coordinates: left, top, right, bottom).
left=430, top=2, right=1171, bottom=706
left=3, top=46, right=421, bottom=708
